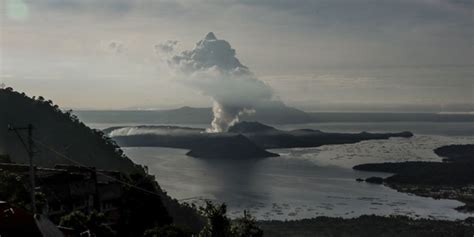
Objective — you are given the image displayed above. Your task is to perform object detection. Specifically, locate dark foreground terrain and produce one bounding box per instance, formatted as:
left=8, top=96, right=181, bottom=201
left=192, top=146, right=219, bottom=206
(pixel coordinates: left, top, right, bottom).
left=0, top=88, right=205, bottom=235
left=107, top=122, right=413, bottom=159
left=354, top=144, right=474, bottom=212
left=258, top=215, right=474, bottom=237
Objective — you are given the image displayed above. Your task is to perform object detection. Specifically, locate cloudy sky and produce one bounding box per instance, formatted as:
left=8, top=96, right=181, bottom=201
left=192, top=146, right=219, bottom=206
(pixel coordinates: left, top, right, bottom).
left=1, top=0, right=473, bottom=111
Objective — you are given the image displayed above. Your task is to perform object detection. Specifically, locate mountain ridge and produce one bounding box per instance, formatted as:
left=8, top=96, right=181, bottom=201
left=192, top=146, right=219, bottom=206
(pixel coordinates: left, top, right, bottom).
left=0, top=88, right=139, bottom=173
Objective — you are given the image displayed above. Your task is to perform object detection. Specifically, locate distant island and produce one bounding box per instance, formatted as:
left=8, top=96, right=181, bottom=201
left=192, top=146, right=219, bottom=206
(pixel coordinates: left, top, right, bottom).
left=106, top=121, right=413, bottom=159
left=354, top=144, right=474, bottom=213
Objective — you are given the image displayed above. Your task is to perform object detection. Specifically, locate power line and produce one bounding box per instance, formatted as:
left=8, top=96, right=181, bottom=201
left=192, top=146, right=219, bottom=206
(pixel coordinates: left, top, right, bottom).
left=8, top=124, right=37, bottom=214
left=32, top=138, right=164, bottom=199
left=33, top=138, right=204, bottom=202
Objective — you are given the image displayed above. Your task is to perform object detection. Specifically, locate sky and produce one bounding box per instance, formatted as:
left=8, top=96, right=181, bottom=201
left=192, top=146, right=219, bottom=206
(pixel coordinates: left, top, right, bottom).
left=0, top=0, right=473, bottom=112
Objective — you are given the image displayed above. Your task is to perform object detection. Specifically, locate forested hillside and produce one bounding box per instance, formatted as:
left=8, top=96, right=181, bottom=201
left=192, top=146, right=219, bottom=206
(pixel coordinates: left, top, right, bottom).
left=0, top=87, right=140, bottom=172
left=0, top=87, right=205, bottom=233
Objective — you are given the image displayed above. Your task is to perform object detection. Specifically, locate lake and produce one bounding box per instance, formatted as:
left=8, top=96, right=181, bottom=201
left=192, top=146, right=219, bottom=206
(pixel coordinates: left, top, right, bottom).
left=87, top=121, right=474, bottom=221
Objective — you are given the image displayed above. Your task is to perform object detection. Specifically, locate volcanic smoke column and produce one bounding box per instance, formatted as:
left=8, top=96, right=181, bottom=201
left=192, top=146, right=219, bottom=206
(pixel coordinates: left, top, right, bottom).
left=169, top=32, right=274, bottom=132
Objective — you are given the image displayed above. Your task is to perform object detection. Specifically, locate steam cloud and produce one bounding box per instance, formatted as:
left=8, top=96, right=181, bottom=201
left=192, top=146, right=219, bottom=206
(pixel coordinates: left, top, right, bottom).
left=155, top=40, right=178, bottom=54
left=107, top=41, right=123, bottom=54
left=165, top=32, right=274, bottom=132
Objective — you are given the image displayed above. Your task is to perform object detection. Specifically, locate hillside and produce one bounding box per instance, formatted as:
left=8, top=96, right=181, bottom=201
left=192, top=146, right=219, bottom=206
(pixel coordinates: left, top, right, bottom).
left=0, top=88, right=140, bottom=173
left=0, top=88, right=205, bottom=232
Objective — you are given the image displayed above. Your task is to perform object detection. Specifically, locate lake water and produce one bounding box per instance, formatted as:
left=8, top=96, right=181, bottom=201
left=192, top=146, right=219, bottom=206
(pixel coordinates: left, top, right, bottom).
left=91, top=121, right=474, bottom=220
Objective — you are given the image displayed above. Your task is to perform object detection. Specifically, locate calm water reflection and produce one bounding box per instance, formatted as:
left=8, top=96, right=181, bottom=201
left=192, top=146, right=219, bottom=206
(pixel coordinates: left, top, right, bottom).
left=124, top=143, right=473, bottom=220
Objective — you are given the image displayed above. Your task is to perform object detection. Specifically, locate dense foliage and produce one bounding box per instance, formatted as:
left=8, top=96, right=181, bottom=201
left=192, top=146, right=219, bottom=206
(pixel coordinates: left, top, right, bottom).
left=117, top=172, right=172, bottom=237
left=0, top=87, right=141, bottom=172
left=60, top=210, right=115, bottom=237
left=258, top=215, right=474, bottom=237
left=0, top=171, right=30, bottom=209
left=143, top=225, right=192, bottom=237
left=354, top=144, right=474, bottom=185
left=434, top=144, right=474, bottom=162
left=198, top=201, right=263, bottom=237
left=0, top=88, right=204, bottom=234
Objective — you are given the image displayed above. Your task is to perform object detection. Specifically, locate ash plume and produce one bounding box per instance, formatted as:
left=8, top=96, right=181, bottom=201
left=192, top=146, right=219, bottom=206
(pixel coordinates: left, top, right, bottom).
left=165, top=32, right=274, bottom=132
left=155, top=40, right=178, bottom=54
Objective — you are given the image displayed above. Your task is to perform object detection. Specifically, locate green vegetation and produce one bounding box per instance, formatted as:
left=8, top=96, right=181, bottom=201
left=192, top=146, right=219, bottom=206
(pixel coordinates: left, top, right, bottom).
left=144, top=224, right=192, bottom=237
left=353, top=144, right=474, bottom=212
left=258, top=215, right=474, bottom=237
left=354, top=161, right=474, bottom=185
left=354, top=144, right=474, bottom=185
left=60, top=210, right=115, bottom=237
left=0, top=170, right=30, bottom=209
left=0, top=87, right=204, bottom=234
left=434, top=144, right=474, bottom=162
left=117, top=172, right=172, bottom=237
left=0, top=170, right=47, bottom=212
left=0, top=87, right=140, bottom=172
left=0, top=154, right=11, bottom=163
left=198, top=201, right=263, bottom=237
left=231, top=211, right=263, bottom=237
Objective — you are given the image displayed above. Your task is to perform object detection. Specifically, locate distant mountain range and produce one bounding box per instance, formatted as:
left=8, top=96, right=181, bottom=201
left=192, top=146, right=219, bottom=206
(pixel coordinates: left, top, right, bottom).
left=75, top=106, right=474, bottom=125
left=76, top=102, right=313, bottom=124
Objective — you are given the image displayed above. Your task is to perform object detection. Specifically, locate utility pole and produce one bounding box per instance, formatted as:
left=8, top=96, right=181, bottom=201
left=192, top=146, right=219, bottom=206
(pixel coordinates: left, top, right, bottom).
left=8, top=124, right=37, bottom=214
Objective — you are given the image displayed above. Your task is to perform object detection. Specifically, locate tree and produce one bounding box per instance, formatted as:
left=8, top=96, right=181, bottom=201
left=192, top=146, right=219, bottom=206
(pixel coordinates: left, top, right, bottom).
left=144, top=224, right=191, bottom=237
left=0, top=171, right=47, bottom=213
left=59, top=210, right=115, bottom=237
left=0, top=154, right=11, bottom=163
left=231, top=211, right=263, bottom=237
left=0, top=171, right=30, bottom=209
left=198, top=201, right=263, bottom=237
left=117, top=172, right=172, bottom=237
left=199, top=201, right=232, bottom=237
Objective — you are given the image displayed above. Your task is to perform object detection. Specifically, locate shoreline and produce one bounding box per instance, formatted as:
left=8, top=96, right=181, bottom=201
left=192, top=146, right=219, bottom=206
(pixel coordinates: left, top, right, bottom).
left=354, top=144, right=474, bottom=214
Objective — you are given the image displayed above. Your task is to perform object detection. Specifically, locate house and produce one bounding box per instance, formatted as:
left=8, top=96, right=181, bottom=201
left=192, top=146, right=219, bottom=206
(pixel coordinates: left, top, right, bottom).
left=0, top=163, right=123, bottom=224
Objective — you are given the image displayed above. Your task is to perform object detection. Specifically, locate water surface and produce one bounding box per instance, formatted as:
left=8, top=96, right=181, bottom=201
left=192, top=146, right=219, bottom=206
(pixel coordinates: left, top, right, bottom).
left=123, top=135, right=473, bottom=220
left=98, top=120, right=474, bottom=220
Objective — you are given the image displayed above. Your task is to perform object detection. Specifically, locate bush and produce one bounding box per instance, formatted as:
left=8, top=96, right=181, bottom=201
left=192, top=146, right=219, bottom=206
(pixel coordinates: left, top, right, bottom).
left=198, top=201, right=263, bottom=237
left=59, top=210, right=115, bottom=237
left=144, top=224, right=191, bottom=237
